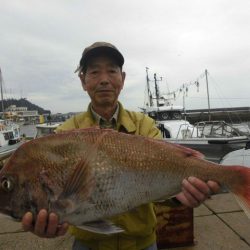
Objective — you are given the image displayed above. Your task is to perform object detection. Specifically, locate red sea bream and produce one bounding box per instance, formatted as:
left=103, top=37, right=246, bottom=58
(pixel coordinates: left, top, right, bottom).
left=0, top=128, right=249, bottom=233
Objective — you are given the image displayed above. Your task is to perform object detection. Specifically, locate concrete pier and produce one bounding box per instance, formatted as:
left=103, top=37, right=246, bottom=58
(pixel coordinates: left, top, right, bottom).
left=0, top=193, right=249, bottom=249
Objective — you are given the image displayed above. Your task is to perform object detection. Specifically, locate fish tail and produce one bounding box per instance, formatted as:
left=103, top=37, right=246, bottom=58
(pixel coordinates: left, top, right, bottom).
left=226, top=166, right=250, bottom=219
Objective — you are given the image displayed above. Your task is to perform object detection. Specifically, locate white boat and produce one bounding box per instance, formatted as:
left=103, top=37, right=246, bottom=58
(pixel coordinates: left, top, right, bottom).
left=143, top=69, right=249, bottom=163
left=220, top=142, right=250, bottom=167
left=0, top=141, right=23, bottom=161
left=0, top=68, right=22, bottom=154
left=0, top=119, right=21, bottom=146
left=36, top=122, right=62, bottom=138
left=165, top=120, right=249, bottom=163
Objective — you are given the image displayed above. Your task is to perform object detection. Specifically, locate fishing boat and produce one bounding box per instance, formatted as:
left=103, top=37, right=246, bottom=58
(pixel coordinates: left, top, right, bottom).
left=36, top=122, right=62, bottom=138
left=164, top=120, right=249, bottom=163
left=0, top=68, right=23, bottom=160
left=0, top=68, right=22, bottom=146
left=143, top=69, right=249, bottom=163
left=0, top=119, right=21, bottom=146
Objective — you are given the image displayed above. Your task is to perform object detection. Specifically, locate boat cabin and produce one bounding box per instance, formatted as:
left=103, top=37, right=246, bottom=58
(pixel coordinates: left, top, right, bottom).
left=0, top=119, right=21, bottom=146
left=36, top=123, right=62, bottom=138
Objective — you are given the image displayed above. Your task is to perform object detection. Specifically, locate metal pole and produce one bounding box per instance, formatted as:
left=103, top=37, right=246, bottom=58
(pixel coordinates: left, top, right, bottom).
left=0, top=68, right=5, bottom=119
left=146, top=67, right=153, bottom=107
left=183, top=90, right=186, bottom=121
left=205, top=69, right=211, bottom=121
left=154, top=73, right=160, bottom=107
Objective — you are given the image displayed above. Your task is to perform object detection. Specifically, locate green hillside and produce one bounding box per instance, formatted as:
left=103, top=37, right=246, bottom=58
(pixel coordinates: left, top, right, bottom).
left=0, top=98, right=51, bottom=115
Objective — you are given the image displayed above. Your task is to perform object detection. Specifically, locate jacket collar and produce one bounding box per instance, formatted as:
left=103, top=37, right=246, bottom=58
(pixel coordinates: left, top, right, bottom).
left=84, top=102, right=136, bottom=133
left=117, top=102, right=136, bottom=133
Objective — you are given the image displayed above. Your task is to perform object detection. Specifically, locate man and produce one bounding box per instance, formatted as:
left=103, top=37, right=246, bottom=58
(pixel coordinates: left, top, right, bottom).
left=22, top=42, right=220, bottom=250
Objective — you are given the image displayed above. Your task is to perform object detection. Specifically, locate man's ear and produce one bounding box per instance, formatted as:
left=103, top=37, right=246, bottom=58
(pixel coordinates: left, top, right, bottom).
left=79, top=72, right=87, bottom=91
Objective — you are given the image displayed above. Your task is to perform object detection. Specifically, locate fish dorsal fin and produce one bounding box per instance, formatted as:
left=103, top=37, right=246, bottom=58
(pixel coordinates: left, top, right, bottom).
left=77, top=220, right=124, bottom=235
left=154, top=138, right=204, bottom=158
left=171, top=143, right=204, bottom=158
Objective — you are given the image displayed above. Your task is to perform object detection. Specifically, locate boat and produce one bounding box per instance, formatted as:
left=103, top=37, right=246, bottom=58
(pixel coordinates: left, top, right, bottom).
left=0, top=68, right=23, bottom=161
left=220, top=141, right=250, bottom=167
left=0, top=68, right=22, bottom=145
left=0, top=119, right=21, bottom=146
left=143, top=69, right=250, bottom=163
left=164, top=120, right=249, bottom=163
left=36, top=122, right=62, bottom=138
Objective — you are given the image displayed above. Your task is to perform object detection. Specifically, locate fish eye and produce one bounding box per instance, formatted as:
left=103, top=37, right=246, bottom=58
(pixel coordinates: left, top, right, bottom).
left=1, top=178, right=14, bottom=192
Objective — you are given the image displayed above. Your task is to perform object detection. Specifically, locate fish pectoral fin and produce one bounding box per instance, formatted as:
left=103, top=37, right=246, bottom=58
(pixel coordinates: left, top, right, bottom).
left=76, top=220, right=124, bottom=235
left=59, top=158, right=95, bottom=202
left=53, top=199, right=95, bottom=215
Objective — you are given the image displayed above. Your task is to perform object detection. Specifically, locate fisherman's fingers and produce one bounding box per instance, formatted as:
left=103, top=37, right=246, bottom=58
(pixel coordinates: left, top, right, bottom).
left=22, top=212, right=33, bottom=231
left=180, top=177, right=211, bottom=205
left=57, top=223, right=69, bottom=236
left=181, top=185, right=201, bottom=207
left=46, top=213, right=60, bottom=237
left=46, top=213, right=69, bottom=237
left=186, top=177, right=214, bottom=199
left=34, top=209, right=49, bottom=237
left=33, top=210, right=67, bottom=238
left=207, top=180, right=220, bottom=195
left=22, top=209, right=68, bottom=238
left=175, top=191, right=199, bottom=207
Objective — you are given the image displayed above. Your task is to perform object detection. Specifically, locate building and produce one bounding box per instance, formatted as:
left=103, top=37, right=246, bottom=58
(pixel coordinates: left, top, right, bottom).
left=3, top=105, right=40, bottom=124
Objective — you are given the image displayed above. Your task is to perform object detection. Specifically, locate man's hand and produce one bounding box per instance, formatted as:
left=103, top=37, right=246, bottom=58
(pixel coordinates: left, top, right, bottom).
left=22, top=210, right=69, bottom=238
left=175, top=177, right=220, bottom=207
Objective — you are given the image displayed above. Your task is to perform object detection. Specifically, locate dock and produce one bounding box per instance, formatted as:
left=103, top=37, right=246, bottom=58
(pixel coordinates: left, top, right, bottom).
left=0, top=193, right=249, bottom=249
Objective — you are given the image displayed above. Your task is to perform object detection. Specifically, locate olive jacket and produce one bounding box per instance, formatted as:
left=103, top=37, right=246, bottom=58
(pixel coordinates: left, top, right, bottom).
left=56, top=102, right=162, bottom=250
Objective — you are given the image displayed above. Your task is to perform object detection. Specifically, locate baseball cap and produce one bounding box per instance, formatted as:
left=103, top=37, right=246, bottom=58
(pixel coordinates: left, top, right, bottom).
left=75, top=42, right=124, bottom=73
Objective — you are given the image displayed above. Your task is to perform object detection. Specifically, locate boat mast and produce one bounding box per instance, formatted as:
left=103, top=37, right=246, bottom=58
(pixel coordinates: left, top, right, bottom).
left=154, top=73, right=160, bottom=107
left=146, top=67, right=153, bottom=107
left=205, top=69, right=211, bottom=121
left=183, top=89, right=186, bottom=121
left=0, top=68, right=5, bottom=119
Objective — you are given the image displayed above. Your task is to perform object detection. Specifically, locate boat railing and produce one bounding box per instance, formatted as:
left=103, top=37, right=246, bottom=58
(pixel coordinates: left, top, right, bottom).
left=195, top=121, right=244, bottom=138
left=175, top=123, right=199, bottom=139
left=175, top=121, right=245, bottom=139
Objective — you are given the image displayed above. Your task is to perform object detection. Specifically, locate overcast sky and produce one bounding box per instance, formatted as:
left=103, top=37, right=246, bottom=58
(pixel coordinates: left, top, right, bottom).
left=1, top=0, right=250, bottom=113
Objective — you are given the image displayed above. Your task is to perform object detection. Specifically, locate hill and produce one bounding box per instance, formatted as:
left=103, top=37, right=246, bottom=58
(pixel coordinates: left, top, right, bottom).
left=0, top=98, right=51, bottom=115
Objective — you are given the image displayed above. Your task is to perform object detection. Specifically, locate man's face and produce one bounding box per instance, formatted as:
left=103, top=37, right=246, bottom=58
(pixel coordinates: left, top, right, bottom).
left=80, top=56, right=125, bottom=107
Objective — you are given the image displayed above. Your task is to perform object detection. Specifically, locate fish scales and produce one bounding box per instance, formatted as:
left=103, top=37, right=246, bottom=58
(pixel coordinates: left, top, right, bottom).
left=0, top=128, right=250, bottom=233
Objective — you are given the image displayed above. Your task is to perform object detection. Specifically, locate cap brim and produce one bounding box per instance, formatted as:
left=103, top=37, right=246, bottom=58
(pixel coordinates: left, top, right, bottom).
left=79, top=46, right=124, bottom=70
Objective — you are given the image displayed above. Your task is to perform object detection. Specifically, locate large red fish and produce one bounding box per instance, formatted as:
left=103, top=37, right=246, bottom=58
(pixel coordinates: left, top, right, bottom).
left=0, top=128, right=249, bottom=233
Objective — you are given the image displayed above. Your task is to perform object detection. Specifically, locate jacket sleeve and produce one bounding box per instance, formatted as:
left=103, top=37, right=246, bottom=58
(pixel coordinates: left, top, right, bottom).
left=138, top=113, right=162, bottom=139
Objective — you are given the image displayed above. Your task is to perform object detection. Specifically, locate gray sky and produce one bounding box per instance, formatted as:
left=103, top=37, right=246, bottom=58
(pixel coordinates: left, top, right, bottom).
left=1, top=0, right=250, bottom=113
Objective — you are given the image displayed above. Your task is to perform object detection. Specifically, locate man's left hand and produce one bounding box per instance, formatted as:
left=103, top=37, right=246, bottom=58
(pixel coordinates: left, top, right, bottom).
left=175, top=177, right=220, bottom=207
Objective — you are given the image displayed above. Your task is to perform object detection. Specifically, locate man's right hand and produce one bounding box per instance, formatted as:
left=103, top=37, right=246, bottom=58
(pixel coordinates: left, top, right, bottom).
left=22, top=210, right=69, bottom=238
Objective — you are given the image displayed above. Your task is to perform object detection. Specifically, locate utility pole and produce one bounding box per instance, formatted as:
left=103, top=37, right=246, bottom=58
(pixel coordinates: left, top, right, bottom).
left=205, top=69, right=211, bottom=121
